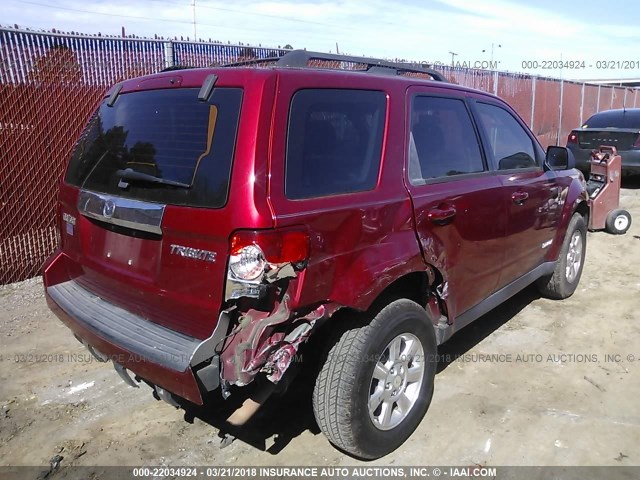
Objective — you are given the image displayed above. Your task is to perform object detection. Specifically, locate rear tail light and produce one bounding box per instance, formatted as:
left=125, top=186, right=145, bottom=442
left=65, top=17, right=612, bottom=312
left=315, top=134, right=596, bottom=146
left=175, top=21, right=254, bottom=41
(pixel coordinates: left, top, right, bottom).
left=228, top=229, right=310, bottom=282
left=567, top=132, right=578, bottom=144
left=633, top=134, right=640, bottom=148
left=229, top=244, right=266, bottom=281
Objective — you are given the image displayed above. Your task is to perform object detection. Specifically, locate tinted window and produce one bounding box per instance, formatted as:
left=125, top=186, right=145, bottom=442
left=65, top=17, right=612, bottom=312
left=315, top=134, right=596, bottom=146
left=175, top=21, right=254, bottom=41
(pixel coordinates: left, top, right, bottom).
left=66, top=88, right=242, bottom=208
left=285, top=89, right=385, bottom=199
left=584, top=109, right=640, bottom=128
left=409, top=96, right=485, bottom=183
left=475, top=102, right=537, bottom=170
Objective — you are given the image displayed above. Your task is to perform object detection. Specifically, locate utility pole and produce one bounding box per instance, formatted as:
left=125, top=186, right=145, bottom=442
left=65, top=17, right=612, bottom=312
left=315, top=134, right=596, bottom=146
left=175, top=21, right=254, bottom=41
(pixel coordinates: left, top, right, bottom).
left=482, top=43, right=502, bottom=63
left=449, top=51, right=458, bottom=67
left=192, top=0, right=197, bottom=41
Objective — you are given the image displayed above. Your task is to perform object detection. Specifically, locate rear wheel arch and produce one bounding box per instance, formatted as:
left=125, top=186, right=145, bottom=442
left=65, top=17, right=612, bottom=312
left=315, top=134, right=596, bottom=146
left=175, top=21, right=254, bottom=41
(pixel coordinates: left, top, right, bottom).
left=331, top=250, right=441, bottom=311
left=371, top=271, right=428, bottom=309
left=363, top=265, right=446, bottom=316
left=305, top=264, right=446, bottom=372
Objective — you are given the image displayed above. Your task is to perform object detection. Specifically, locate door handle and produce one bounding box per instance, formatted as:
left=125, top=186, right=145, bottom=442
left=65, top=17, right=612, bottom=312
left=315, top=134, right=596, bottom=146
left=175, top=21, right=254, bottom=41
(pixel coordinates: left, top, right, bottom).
left=511, top=191, right=529, bottom=205
left=428, top=206, right=457, bottom=225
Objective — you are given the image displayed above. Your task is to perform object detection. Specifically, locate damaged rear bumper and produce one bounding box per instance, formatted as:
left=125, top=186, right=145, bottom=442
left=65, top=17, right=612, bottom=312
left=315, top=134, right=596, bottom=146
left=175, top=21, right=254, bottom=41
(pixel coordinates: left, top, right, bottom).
left=44, top=271, right=226, bottom=405
left=43, top=251, right=339, bottom=405
left=220, top=293, right=337, bottom=386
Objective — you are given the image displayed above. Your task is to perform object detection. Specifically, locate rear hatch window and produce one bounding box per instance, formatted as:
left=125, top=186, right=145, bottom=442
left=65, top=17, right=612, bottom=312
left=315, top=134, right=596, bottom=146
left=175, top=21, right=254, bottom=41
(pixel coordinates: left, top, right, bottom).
left=66, top=87, right=242, bottom=208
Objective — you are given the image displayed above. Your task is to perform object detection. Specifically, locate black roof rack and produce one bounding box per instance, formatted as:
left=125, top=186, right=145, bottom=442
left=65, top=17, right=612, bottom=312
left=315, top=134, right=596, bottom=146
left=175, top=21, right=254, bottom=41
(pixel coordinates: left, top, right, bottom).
left=223, top=57, right=281, bottom=68
left=224, top=49, right=446, bottom=82
left=160, top=65, right=197, bottom=72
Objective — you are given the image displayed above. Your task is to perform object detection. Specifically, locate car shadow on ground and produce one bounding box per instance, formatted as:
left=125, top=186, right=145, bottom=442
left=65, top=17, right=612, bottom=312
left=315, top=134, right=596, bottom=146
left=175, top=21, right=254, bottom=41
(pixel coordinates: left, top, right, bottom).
left=176, top=358, right=321, bottom=455
left=436, top=285, right=541, bottom=373
left=174, top=285, right=541, bottom=455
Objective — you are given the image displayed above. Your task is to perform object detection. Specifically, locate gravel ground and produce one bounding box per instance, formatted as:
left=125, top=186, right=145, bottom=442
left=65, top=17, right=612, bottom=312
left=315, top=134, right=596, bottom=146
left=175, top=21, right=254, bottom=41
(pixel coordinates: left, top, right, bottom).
left=1, top=180, right=639, bottom=474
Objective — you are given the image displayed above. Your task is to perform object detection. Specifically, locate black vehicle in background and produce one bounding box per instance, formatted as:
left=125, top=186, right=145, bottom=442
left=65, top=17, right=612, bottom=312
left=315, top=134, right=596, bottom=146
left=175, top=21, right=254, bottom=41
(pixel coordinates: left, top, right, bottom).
left=567, top=108, right=640, bottom=176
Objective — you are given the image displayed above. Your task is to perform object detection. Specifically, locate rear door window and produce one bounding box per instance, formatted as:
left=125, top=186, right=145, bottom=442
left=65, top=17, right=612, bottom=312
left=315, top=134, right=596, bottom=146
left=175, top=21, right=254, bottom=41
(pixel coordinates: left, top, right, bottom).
left=66, top=87, right=242, bottom=208
left=409, top=96, right=485, bottom=183
left=285, top=89, right=386, bottom=199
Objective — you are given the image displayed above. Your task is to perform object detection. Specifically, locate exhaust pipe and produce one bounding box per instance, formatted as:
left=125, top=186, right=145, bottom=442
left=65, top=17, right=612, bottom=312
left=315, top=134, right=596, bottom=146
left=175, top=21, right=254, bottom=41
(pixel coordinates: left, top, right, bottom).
left=226, top=381, right=277, bottom=426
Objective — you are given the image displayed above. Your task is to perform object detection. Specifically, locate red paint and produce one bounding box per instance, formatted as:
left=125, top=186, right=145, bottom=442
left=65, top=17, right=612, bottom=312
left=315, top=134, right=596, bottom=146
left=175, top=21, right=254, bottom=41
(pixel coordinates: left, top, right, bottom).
left=230, top=229, right=310, bottom=264
left=44, top=65, right=587, bottom=401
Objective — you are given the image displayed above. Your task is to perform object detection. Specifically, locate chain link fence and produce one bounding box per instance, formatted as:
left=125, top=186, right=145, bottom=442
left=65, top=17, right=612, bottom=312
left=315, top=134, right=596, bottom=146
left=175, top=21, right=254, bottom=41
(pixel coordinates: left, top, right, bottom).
left=0, top=26, right=638, bottom=284
left=0, top=27, right=289, bottom=284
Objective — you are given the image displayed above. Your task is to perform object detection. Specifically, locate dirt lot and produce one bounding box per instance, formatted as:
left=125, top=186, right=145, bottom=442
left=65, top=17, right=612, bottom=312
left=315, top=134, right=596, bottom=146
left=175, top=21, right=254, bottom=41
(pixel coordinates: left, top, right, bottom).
left=1, top=181, right=640, bottom=471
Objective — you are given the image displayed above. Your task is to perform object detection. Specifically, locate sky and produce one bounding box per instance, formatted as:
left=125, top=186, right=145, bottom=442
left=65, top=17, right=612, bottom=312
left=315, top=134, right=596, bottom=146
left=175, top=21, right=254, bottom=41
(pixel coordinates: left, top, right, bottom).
left=2, top=0, right=640, bottom=81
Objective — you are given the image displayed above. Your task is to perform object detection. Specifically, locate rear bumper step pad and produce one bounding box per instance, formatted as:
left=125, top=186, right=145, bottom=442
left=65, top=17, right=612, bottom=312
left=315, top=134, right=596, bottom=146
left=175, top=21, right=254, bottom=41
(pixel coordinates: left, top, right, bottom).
left=47, top=280, right=200, bottom=372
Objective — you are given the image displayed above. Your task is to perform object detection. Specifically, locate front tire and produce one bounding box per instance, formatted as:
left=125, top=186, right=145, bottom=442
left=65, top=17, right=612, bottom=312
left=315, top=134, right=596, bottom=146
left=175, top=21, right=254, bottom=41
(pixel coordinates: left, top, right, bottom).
left=312, top=299, right=437, bottom=459
left=537, top=213, right=587, bottom=299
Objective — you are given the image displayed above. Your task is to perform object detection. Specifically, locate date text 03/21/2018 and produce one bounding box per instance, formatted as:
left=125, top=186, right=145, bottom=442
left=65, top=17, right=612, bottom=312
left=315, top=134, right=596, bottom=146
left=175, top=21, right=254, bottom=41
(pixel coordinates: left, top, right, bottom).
left=521, top=60, right=640, bottom=70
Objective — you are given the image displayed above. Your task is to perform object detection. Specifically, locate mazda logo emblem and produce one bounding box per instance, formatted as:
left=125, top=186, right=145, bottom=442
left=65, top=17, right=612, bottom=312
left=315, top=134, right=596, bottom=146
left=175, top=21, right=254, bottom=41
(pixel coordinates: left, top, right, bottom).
left=103, top=200, right=116, bottom=219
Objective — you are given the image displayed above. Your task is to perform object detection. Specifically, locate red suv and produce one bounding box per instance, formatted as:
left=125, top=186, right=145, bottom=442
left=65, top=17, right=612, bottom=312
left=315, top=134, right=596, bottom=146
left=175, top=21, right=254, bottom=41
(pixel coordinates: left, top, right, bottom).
left=44, top=51, right=588, bottom=459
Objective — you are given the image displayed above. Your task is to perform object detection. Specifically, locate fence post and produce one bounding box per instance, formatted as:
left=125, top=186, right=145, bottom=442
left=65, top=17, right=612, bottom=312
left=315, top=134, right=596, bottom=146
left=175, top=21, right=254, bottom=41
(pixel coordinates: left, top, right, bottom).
left=164, top=41, right=175, bottom=69
left=580, top=83, right=585, bottom=125
left=611, top=87, right=615, bottom=109
left=530, top=76, right=536, bottom=131
left=493, top=70, right=498, bottom=95
left=557, top=79, right=563, bottom=146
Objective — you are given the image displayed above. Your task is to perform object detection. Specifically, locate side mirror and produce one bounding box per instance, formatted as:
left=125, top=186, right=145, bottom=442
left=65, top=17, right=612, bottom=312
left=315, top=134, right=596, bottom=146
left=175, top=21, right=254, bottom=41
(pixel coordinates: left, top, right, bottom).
left=545, top=146, right=575, bottom=171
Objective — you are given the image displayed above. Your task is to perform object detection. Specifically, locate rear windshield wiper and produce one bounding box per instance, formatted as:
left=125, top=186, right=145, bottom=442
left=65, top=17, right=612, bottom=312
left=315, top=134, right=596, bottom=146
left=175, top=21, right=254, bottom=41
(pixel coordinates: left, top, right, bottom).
left=116, top=168, right=191, bottom=189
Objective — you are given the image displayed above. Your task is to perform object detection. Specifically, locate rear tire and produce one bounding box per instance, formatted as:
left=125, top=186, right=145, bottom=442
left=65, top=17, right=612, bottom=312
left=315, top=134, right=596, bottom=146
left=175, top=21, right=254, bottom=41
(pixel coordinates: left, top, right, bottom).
left=312, top=299, right=437, bottom=459
left=537, top=213, right=587, bottom=300
left=605, top=209, right=631, bottom=235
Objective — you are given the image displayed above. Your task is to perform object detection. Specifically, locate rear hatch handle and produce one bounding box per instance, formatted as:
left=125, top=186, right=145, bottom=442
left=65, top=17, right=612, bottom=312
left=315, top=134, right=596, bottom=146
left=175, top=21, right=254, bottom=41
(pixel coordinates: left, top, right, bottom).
left=78, top=190, right=165, bottom=235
